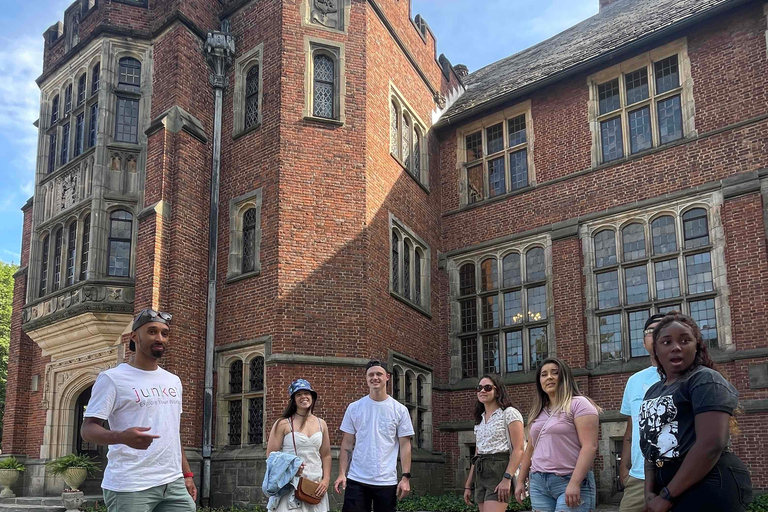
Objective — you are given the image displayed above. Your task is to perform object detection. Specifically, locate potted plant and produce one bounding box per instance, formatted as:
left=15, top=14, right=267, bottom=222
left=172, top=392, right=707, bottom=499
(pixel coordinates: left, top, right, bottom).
left=46, top=453, right=100, bottom=491
left=0, top=456, right=25, bottom=498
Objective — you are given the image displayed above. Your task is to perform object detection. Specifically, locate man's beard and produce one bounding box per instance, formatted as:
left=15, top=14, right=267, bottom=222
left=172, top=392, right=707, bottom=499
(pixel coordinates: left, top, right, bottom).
left=150, top=346, right=165, bottom=359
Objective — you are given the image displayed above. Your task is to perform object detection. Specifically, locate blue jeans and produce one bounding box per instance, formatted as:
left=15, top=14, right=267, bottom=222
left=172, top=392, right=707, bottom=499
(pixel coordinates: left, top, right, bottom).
left=529, top=470, right=595, bottom=512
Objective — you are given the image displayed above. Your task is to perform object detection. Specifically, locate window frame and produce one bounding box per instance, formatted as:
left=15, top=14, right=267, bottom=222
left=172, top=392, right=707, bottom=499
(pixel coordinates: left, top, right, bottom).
left=389, top=214, right=432, bottom=315
left=581, top=193, right=731, bottom=364
left=216, top=343, right=267, bottom=449
left=390, top=85, right=430, bottom=189
left=456, top=101, right=535, bottom=207
left=390, top=356, right=432, bottom=451
left=232, top=44, right=264, bottom=137
left=304, top=37, right=345, bottom=125
left=588, top=38, right=695, bottom=167
left=449, top=234, right=555, bottom=380
left=227, top=188, right=263, bottom=282
left=107, top=209, right=133, bottom=278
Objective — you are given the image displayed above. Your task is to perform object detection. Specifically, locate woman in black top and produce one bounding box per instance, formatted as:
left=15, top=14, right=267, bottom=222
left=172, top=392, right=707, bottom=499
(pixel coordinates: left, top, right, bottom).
left=639, top=312, right=752, bottom=512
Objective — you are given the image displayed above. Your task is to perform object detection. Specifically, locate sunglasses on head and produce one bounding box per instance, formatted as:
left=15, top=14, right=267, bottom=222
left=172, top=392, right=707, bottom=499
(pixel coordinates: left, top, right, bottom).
left=475, top=384, right=495, bottom=393
left=144, top=309, right=172, bottom=321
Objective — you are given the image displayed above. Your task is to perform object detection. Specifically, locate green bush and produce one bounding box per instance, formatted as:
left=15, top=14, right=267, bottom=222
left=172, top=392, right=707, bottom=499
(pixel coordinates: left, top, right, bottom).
left=748, top=493, right=768, bottom=512
left=197, top=507, right=268, bottom=512
left=396, top=494, right=531, bottom=512
left=0, top=456, right=25, bottom=471
left=46, top=453, right=101, bottom=477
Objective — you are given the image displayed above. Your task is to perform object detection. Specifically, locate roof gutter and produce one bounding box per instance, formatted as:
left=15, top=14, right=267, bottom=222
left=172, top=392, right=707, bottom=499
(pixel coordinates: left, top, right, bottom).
left=434, top=0, right=757, bottom=130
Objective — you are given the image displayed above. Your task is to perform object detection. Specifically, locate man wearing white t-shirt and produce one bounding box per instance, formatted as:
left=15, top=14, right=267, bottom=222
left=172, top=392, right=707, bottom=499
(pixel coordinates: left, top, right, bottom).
left=334, top=360, right=414, bottom=512
left=81, top=309, right=196, bottom=512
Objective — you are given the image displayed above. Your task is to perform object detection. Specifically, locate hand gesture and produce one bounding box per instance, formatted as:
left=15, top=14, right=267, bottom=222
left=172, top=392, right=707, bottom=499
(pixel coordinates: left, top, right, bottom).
left=184, top=476, right=197, bottom=501
left=564, top=481, right=582, bottom=509
left=297, top=463, right=305, bottom=477
left=514, top=480, right=527, bottom=504
left=396, top=477, right=410, bottom=500
left=119, top=427, right=160, bottom=450
left=463, top=487, right=473, bottom=506
left=315, top=478, right=329, bottom=498
left=334, top=474, right=347, bottom=494
left=494, top=477, right=512, bottom=503
left=645, top=495, right=673, bottom=512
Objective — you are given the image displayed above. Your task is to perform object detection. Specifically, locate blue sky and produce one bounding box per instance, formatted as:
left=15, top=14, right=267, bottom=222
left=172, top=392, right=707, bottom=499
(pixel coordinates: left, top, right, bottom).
left=0, top=0, right=597, bottom=264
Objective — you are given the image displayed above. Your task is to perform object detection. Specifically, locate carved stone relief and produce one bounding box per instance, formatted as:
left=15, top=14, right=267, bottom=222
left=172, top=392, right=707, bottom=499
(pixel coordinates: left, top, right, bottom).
left=305, top=0, right=347, bottom=31
left=39, top=156, right=93, bottom=222
left=22, top=284, right=135, bottom=325
left=107, top=150, right=140, bottom=194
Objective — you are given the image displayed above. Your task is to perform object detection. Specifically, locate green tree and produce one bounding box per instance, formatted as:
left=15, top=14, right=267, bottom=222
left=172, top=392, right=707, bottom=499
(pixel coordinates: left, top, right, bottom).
left=0, top=261, right=18, bottom=440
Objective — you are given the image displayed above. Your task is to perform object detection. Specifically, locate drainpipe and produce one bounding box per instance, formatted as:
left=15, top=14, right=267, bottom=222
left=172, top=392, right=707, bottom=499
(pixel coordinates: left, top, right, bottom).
left=201, top=21, right=234, bottom=507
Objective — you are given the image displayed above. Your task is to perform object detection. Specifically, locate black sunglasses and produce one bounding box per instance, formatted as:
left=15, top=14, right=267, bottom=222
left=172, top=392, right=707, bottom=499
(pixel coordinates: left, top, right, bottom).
left=475, top=384, right=495, bottom=393
left=143, top=309, right=172, bottom=321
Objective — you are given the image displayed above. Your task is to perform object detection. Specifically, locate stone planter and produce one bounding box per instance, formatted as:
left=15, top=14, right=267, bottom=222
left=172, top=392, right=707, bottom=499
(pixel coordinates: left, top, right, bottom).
left=62, top=490, right=85, bottom=512
left=62, top=467, right=88, bottom=491
left=0, top=468, right=20, bottom=498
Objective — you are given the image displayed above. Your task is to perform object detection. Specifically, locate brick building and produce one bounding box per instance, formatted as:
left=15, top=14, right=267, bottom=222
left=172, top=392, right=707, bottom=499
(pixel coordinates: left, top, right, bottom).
left=3, top=0, right=767, bottom=507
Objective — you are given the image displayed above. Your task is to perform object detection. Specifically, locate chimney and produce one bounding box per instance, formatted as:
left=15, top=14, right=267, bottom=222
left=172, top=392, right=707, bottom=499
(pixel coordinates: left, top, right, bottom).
left=454, top=64, right=469, bottom=79
left=599, top=0, right=621, bottom=11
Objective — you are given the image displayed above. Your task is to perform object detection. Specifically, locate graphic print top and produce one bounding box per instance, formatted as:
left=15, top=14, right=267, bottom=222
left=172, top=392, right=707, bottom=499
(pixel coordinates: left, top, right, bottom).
left=84, top=363, right=184, bottom=492
left=639, top=366, right=737, bottom=464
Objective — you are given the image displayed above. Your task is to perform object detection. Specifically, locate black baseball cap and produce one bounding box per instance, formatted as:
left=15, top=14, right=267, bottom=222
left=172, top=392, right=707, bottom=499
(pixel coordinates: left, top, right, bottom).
left=644, top=313, right=667, bottom=331
left=365, top=359, right=389, bottom=373
left=129, top=309, right=172, bottom=351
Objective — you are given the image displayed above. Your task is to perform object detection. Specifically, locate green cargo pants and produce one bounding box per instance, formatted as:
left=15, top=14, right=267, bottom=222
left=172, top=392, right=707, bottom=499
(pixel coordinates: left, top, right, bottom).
left=103, top=477, right=195, bottom=512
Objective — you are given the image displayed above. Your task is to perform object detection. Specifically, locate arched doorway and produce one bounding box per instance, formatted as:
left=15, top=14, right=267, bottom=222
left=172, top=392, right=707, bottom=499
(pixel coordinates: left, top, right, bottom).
left=72, top=386, right=107, bottom=494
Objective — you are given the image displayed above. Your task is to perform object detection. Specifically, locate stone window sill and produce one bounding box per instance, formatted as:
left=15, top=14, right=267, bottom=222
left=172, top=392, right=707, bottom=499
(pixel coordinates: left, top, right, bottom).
left=226, top=269, right=260, bottom=284
left=233, top=123, right=261, bottom=141
left=390, top=290, right=431, bottom=318
left=390, top=153, right=430, bottom=193
left=303, top=115, right=343, bottom=127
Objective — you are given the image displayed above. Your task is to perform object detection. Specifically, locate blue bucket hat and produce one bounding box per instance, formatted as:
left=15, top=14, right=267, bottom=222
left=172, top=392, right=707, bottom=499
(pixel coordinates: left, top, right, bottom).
left=288, top=379, right=318, bottom=401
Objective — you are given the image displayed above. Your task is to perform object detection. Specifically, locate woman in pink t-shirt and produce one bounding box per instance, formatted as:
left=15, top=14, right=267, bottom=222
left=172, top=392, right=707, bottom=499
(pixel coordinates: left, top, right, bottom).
left=514, top=358, right=600, bottom=512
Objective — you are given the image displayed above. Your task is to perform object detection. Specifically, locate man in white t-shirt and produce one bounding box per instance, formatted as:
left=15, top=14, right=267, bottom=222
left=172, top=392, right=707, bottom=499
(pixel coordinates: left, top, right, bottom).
left=334, top=360, right=415, bottom=512
left=81, top=309, right=196, bottom=512
left=619, top=313, right=665, bottom=512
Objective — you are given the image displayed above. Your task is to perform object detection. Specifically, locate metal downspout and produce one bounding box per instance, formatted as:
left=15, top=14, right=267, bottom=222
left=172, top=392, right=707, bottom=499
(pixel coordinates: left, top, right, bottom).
left=202, top=22, right=234, bottom=507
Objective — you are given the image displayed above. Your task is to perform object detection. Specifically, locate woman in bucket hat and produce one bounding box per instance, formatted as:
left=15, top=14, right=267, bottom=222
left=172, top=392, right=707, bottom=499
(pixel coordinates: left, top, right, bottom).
left=266, top=379, right=331, bottom=512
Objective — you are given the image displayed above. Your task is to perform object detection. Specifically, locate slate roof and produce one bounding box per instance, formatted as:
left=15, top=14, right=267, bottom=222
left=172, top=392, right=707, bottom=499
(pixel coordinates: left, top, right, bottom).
left=439, top=0, right=745, bottom=124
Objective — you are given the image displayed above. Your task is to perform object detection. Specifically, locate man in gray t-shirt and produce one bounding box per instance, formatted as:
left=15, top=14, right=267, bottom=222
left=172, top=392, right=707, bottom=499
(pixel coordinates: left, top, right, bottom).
left=334, top=360, right=414, bottom=512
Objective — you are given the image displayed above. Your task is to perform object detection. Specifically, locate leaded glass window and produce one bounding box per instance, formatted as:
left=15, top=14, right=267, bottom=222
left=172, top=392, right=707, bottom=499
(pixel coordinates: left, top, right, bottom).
left=91, top=63, right=100, bottom=94
left=118, top=57, right=141, bottom=91
left=223, top=350, right=266, bottom=447
left=74, top=113, right=84, bottom=157
left=590, top=204, right=721, bottom=361
left=488, top=157, right=505, bottom=198
left=48, top=133, right=57, bottom=174
left=466, top=131, right=482, bottom=161
left=64, top=84, right=73, bottom=114
left=313, top=54, right=334, bottom=119
left=249, top=356, right=264, bottom=391
left=502, top=253, right=521, bottom=287
left=405, top=372, right=413, bottom=403
left=530, top=327, right=548, bottom=367
left=482, top=334, right=500, bottom=374
left=480, top=258, right=497, bottom=291
left=414, top=249, right=422, bottom=306
left=526, top=247, right=545, bottom=281
left=413, top=128, right=422, bottom=178
left=505, top=331, right=523, bottom=372
left=390, top=101, right=399, bottom=156
left=402, top=114, right=411, bottom=168
left=248, top=398, right=264, bottom=444
left=228, top=400, right=242, bottom=445
left=508, top=115, right=526, bottom=147
left=461, top=337, right=477, bottom=378
left=600, top=116, right=623, bottom=162
left=460, top=263, right=475, bottom=296
left=89, top=103, right=98, bottom=148
left=230, top=360, right=243, bottom=394
left=625, top=68, right=649, bottom=104
left=486, top=123, right=503, bottom=155
left=245, top=65, right=259, bottom=129
left=51, top=95, right=59, bottom=125
left=39, top=236, right=49, bottom=296
left=115, top=97, right=139, bottom=143
left=108, top=210, right=132, bottom=277
left=61, top=123, right=70, bottom=165
left=77, top=74, right=86, bottom=105
left=66, top=222, right=77, bottom=286
left=242, top=208, right=257, bottom=274
left=52, top=229, right=63, bottom=292
left=391, top=223, right=430, bottom=311
left=403, top=240, right=411, bottom=300
left=80, top=215, right=90, bottom=281
left=392, top=231, right=399, bottom=293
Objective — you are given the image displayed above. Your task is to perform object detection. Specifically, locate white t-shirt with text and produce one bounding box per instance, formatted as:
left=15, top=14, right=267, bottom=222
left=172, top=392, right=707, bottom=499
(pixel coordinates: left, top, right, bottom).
left=340, top=395, right=415, bottom=486
left=84, top=363, right=183, bottom=492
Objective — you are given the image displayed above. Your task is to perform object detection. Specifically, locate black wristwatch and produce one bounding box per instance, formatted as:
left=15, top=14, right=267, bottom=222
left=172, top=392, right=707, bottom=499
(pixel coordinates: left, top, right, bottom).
left=401, top=472, right=411, bottom=479
left=660, top=487, right=675, bottom=503
left=503, top=472, right=512, bottom=480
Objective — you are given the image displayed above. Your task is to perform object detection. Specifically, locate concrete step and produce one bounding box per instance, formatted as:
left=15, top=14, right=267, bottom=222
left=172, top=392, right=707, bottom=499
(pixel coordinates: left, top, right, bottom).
left=0, top=506, right=64, bottom=512
left=0, top=495, right=102, bottom=511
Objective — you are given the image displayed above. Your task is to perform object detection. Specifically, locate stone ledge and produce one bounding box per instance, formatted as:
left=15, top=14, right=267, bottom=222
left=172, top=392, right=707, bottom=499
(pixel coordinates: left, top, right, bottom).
left=145, top=105, right=208, bottom=143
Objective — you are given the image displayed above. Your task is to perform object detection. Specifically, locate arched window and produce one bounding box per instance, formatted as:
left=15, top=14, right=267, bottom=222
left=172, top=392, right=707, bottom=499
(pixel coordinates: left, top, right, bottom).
left=502, top=252, right=521, bottom=287
left=414, top=249, right=422, bottom=306
left=622, top=223, right=646, bottom=261
left=52, top=228, right=63, bottom=292
left=594, top=229, right=617, bottom=268
left=108, top=210, right=132, bottom=277
left=64, top=84, right=73, bottom=113
left=480, top=258, right=497, bottom=291
left=228, top=360, right=243, bottom=445
left=80, top=214, right=90, bottom=281
left=391, top=231, right=399, bottom=293
left=392, top=367, right=401, bottom=399
left=249, top=356, right=264, bottom=392
left=313, top=54, right=334, bottom=119
left=390, top=101, right=399, bottom=156
left=405, top=372, right=413, bottom=404
left=77, top=74, right=86, bottom=105
left=244, top=65, right=260, bottom=130
left=66, top=222, right=77, bottom=286
left=118, top=57, right=142, bottom=91
left=242, top=208, right=258, bottom=273
left=48, top=133, right=57, bottom=174
left=413, top=127, right=422, bottom=178
left=403, top=240, right=411, bottom=300
left=401, top=113, right=411, bottom=168
left=459, top=263, right=475, bottom=296
left=91, top=63, right=100, bottom=94
left=651, top=216, right=677, bottom=254
left=39, top=235, right=49, bottom=296
left=682, top=208, right=709, bottom=249
left=229, top=360, right=243, bottom=394
left=526, top=247, right=545, bottom=282
left=51, top=95, right=59, bottom=125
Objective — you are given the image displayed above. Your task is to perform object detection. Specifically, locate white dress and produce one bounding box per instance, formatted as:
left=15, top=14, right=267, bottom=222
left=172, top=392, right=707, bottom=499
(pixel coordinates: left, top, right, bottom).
left=273, top=417, right=329, bottom=512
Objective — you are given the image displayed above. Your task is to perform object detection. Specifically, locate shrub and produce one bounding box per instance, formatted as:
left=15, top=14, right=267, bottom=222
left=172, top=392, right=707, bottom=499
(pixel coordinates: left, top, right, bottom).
left=748, top=493, right=768, bottom=512
left=46, top=453, right=100, bottom=477
left=0, top=456, right=25, bottom=471
left=396, top=494, right=531, bottom=511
